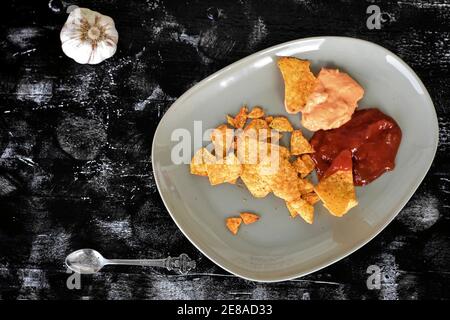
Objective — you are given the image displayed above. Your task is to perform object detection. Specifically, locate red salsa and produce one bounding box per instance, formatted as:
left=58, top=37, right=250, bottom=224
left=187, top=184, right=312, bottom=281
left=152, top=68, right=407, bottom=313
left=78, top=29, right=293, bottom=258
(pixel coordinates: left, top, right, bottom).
left=310, top=108, right=402, bottom=186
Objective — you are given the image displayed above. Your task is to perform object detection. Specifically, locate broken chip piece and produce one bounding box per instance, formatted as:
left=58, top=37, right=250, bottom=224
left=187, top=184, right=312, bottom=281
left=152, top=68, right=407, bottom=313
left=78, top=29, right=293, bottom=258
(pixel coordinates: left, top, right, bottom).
left=302, top=191, right=320, bottom=205
left=240, top=212, right=260, bottom=224
left=286, top=198, right=314, bottom=224
left=269, top=116, right=294, bottom=132
left=314, top=150, right=357, bottom=217
left=233, top=106, right=248, bottom=129
left=264, top=116, right=273, bottom=126
left=226, top=217, right=242, bottom=235
left=241, top=164, right=272, bottom=197
left=301, top=154, right=315, bottom=172
left=248, top=106, right=265, bottom=119
left=292, top=156, right=315, bottom=178
left=298, top=178, right=314, bottom=195
left=290, top=130, right=314, bottom=155
left=277, top=57, right=316, bottom=114
left=269, top=130, right=283, bottom=143
left=226, top=115, right=235, bottom=127
left=236, top=134, right=262, bottom=165
left=211, top=124, right=234, bottom=158
left=258, top=156, right=300, bottom=202
left=266, top=143, right=291, bottom=160
left=286, top=201, right=298, bottom=218
left=243, top=119, right=270, bottom=140
left=207, top=153, right=242, bottom=186
left=190, top=147, right=215, bottom=176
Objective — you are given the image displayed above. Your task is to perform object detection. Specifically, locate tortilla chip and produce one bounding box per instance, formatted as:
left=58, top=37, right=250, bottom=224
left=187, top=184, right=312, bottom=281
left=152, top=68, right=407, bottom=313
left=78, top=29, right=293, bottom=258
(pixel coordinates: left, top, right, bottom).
left=321, top=149, right=353, bottom=180
left=211, top=124, right=234, bottom=158
left=314, top=150, right=357, bottom=216
left=301, top=154, right=315, bottom=170
left=298, top=178, right=314, bottom=195
left=234, top=106, right=248, bottom=129
left=302, top=191, right=320, bottom=205
left=286, top=201, right=298, bottom=218
left=292, top=155, right=315, bottom=178
left=243, top=119, right=270, bottom=141
left=236, top=135, right=260, bottom=165
left=240, top=212, right=260, bottom=224
left=248, top=106, right=265, bottom=119
left=207, top=153, right=242, bottom=185
left=236, top=130, right=287, bottom=164
left=241, top=164, right=271, bottom=197
left=290, top=130, right=314, bottom=155
left=286, top=198, right=314, bottom=224
left=226, top=217, right=242, bottom=235
left=265, top=116, right=273, bottom=126
left=258, top=156, right=300, bottom=201
left=277, top=57, right=316, bottom=114
left=269, top=129, right=283, bottom=143
left=269, top=117, right=294, bottom=132
left=314, top=170, right=357, bottom=216
left=260, top=143, right=290, bottom=162
left=226, top=115, right=235, bottom=127
left=190, top=147, right=215, bottom=176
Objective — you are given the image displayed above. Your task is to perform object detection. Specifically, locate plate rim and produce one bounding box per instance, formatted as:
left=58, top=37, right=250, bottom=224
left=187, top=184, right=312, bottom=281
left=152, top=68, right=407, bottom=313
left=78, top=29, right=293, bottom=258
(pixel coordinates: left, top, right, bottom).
left=151, top=36, right=439, bottom=282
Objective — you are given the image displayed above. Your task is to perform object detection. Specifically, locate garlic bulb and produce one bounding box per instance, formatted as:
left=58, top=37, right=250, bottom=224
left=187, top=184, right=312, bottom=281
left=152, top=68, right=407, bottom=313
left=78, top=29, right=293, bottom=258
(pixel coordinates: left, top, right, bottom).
left=60, top=7, right=118, bottom=64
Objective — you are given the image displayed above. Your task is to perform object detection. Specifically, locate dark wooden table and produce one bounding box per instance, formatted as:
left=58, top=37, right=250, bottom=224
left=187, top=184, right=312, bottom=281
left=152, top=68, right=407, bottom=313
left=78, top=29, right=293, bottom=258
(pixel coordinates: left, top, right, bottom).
left=0, top=0, right=449, bottom=300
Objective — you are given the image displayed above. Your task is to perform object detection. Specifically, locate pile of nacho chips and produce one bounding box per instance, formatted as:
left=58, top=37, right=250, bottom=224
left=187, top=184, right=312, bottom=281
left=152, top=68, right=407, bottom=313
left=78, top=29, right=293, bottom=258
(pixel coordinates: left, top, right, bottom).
left=190, top=106, right=358, bottom=230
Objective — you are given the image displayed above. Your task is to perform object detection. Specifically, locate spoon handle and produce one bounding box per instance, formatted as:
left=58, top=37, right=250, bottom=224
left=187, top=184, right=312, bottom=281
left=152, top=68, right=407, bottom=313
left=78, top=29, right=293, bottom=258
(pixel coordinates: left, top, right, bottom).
left=107, top=253, right=196, bottom=274
left=108, top=258, right=166, bottom=267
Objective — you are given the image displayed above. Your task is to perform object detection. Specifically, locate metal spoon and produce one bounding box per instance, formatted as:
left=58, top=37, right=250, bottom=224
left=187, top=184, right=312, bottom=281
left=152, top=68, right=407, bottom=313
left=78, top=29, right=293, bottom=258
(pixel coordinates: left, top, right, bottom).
left=65, top=249, right=196, bottom=274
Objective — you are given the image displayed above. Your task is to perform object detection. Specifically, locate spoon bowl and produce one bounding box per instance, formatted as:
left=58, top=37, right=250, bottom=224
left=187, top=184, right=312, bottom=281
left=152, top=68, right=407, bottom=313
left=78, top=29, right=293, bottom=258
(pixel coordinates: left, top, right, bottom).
left=65, top=248, right=106, bottom=274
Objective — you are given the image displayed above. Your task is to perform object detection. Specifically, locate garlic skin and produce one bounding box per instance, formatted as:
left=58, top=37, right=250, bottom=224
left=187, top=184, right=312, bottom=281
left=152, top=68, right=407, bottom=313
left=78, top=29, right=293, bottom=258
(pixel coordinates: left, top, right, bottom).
left=60, top=8, right=118, bottom=64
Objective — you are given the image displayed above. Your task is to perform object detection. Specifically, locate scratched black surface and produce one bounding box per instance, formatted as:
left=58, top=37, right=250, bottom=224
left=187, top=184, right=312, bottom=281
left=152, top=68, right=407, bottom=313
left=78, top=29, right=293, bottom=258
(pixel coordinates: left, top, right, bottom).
left=0, top=0, right=449, bottom=300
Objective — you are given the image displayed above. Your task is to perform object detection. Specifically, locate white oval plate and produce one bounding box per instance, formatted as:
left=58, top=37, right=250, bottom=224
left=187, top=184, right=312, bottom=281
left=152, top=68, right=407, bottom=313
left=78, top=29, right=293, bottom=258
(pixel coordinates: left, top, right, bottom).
left=151, top=37, right=438, bottom=282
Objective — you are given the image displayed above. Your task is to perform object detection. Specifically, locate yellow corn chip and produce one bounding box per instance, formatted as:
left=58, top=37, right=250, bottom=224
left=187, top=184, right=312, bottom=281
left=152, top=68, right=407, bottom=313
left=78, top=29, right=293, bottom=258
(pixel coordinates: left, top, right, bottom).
left=314, top=170, right=358, bottom=217
left=236, top=130, right=287, bottom=164
left=269, top=116, right=294, bottom=132
left=302, top=191, right=320, bottom=205
left=286, top=201, right=298, bottom=218
left=269, top=129, right=283, bottom=143
left=226, top=217, right=242, bottom=235
left=190, top=147, right=215, bottom=176
left=241, top=164, right=271, bottom=197
left=301, top=154, right=315, bottom=173
left=236, top=135, right=260, bottom=165
left=292, top=156, right=314, bottom=178
left=277, top=57, right=316, bottom=114
left=298, top=178, right=314, bottom=195
left=234, top=106, right=248, bottom=129
left=243, top=119, right=269, bottom=140
left=211, top=124, right=234, bottom=158
left=248, top=106, right=265, bottom=119
left=226, top=115, right=235, bottom=127
left=258, top=143, right=290, bottom=162
left=207, top=153, right=242, bottom=186
left=258, top=156, right=300, bottom=201
left=290, top=130, right=314, bottom=155
left=272, top=144, right=291, bottom=159
left=240, top=212, right=260, bottom=224
left=286, top=198, right=314, bottom=224
left=265, top=116, right=273, bottom=126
